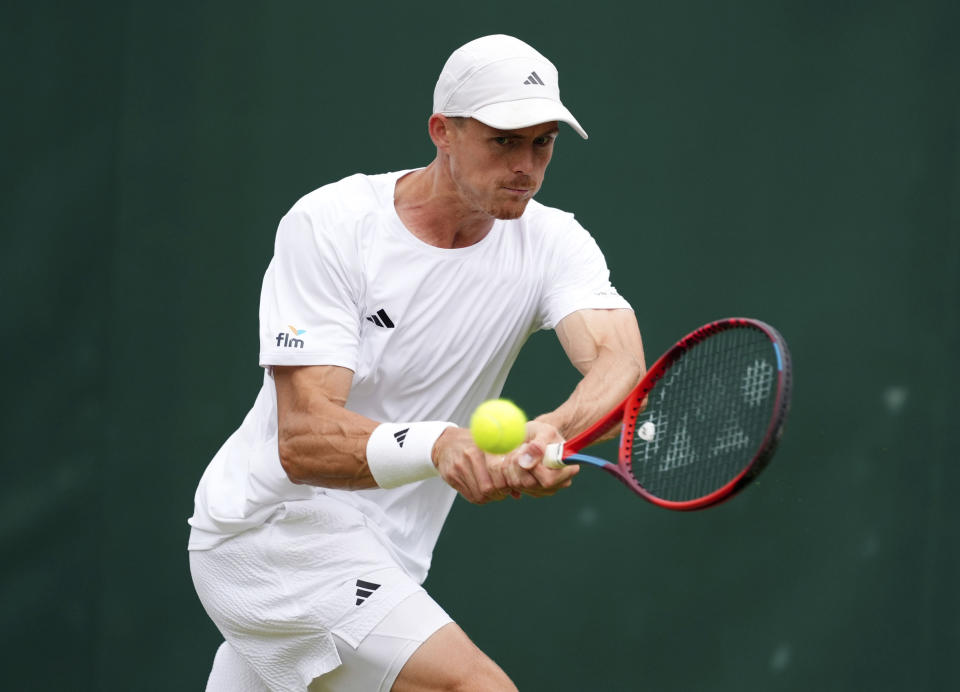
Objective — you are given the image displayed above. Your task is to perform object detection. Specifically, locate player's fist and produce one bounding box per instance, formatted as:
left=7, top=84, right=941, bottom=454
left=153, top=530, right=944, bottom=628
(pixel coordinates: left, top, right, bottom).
left=502, top=420, right=579, bottom=497
left=432, top=427, right=512, bottom=504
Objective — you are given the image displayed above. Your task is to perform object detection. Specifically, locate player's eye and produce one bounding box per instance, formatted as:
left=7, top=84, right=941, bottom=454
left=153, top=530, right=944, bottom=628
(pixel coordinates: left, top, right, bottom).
left=493, top=136, right=510, bottom=146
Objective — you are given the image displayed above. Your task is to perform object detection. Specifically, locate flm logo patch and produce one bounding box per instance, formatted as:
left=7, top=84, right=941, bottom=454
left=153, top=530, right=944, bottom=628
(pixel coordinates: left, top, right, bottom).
left=276, top=325, right=306, bottom=348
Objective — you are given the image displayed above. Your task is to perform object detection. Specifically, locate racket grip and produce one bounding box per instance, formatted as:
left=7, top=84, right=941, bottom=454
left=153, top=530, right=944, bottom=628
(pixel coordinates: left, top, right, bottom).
left=543, top=442, right=566, bottom=469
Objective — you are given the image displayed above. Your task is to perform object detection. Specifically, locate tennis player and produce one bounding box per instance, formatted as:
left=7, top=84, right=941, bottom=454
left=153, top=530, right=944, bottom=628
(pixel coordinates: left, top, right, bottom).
left=188, top=34, right=645, bottom=691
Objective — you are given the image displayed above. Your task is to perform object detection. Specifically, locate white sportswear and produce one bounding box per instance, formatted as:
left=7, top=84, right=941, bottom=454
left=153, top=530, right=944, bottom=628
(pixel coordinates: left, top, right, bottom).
left=187, top=169, right=631, bottom=582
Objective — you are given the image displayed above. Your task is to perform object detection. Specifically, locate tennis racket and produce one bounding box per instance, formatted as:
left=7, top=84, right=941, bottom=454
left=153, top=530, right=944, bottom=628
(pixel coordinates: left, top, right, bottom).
left=544, top=318, right=792, bottom=510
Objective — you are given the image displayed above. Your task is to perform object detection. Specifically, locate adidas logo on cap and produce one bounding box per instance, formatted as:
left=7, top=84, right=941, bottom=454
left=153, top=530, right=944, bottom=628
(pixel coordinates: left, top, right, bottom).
left=523, top=71, right=545, bottom=85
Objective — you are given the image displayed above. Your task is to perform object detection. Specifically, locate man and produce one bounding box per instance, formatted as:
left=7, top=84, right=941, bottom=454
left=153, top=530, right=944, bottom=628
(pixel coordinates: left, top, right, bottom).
left=188, top=34, right=645, bottom=691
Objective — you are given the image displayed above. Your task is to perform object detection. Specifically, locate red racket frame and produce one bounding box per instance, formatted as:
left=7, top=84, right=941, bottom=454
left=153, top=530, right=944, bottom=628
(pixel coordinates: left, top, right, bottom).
left=557, top=318, right=792, bottom=510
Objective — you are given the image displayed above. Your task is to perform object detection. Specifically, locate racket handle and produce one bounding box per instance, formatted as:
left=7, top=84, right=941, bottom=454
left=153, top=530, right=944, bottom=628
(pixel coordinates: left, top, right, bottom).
left=543, top=442, right=566, bottom=469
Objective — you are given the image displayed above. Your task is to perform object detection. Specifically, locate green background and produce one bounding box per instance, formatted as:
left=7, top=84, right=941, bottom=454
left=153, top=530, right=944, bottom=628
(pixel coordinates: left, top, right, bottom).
left=2, top=1, right=957, bottom=689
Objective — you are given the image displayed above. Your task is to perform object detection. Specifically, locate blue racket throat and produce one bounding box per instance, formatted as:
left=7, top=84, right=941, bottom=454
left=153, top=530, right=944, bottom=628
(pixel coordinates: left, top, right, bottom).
left=565, top=453, right=615, bottom=469
left=773, top=341, right=784, bottom=370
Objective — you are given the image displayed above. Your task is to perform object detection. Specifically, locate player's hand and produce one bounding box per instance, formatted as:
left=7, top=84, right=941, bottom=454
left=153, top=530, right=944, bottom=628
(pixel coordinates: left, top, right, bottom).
left=432, top=427, right=514, bottom=504
left=502, top=420, right=579, bottom=497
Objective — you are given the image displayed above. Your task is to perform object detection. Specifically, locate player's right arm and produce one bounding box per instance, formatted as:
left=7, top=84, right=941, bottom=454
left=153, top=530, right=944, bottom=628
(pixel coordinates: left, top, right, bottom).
left=274, top=364, right=378, bottom=490
left=274, top=364, right=522, bottom=503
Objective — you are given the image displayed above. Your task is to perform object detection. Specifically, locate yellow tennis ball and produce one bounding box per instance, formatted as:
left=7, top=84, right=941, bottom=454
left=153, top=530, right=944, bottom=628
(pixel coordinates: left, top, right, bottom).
left=469, top=399, right=528, bottom=454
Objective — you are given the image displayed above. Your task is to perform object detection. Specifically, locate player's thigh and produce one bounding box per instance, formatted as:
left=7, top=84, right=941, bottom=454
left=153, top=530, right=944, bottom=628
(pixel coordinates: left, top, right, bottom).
left=311, top=589, right=455, bottom=692
left=392, top=622, right=517, bottom=692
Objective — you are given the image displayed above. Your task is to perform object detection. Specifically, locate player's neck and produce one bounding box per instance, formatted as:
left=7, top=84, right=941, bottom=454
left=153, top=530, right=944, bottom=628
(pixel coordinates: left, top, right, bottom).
left=394, top=163, right=495, bottom=249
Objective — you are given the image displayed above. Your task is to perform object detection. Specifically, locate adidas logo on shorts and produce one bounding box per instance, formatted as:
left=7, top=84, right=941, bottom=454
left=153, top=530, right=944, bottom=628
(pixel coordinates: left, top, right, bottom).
left=355, top=579, right=381, bottom=606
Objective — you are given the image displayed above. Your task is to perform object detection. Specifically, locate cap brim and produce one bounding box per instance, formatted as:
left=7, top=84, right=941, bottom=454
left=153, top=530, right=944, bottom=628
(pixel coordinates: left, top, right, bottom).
left=471, top=98, right=588, bottom=139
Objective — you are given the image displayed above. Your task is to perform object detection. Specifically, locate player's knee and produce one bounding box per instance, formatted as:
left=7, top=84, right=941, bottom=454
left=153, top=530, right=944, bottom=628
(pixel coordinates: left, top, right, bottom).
left=432, top=646, right=515, bottom=692
left=451, top=656, right=516, bottom=692
left=393, top=624, right=516, bottom=692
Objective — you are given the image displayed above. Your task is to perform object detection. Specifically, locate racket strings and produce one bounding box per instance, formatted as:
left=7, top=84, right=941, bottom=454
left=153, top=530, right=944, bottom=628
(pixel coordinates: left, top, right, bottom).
left=629, top=327, right=778, bottom=502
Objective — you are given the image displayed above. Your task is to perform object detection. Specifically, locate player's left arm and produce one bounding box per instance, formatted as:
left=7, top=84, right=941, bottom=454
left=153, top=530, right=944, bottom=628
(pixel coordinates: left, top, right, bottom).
left=540, top=307, right=646, bottom=439
left=507, top=308, right=645, bottom=489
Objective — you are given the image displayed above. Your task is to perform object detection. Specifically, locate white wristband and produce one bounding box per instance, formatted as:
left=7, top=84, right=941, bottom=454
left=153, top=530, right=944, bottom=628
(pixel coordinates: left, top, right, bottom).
left=366, top=421, right=456, bottom=489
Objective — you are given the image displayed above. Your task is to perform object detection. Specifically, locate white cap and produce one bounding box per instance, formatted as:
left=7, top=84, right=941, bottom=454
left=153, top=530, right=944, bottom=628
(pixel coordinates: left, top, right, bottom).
left=433, top=34, right=588, bottom=139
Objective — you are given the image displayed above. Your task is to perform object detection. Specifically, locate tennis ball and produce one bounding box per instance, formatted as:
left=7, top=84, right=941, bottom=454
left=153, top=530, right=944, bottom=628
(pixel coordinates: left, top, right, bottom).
left=469, top=399, right=527, bottom=454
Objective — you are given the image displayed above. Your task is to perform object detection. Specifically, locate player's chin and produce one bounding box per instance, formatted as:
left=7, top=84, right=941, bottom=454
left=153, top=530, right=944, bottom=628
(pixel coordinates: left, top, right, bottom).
left=490, top=199, right=531, bottom=220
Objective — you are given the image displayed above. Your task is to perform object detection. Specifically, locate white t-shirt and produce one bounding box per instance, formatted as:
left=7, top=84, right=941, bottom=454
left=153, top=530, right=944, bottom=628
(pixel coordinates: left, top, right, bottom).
left=188, top=170, right=631, bottom=582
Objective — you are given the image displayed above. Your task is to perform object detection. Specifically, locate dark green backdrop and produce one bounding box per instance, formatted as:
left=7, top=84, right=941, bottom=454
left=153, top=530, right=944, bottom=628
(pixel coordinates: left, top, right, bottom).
left=2, top=1, right=957, bottom=690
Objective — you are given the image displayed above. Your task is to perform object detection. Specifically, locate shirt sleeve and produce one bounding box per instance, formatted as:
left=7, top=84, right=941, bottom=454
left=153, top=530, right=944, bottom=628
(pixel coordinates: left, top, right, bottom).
left=538, top=215, right=632, bottom=330
left=258, top=208, right=363, bottom=369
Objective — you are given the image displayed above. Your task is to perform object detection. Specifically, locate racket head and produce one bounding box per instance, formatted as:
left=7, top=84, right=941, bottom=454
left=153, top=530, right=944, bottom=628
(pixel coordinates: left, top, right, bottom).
left=615, top=318, right=792, bottom=510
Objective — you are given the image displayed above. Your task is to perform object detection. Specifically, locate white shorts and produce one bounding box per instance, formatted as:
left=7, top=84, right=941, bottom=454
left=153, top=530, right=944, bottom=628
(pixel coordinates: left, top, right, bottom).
left=314, top=590, right=451, bottom=691
left=190, top=498, right=452, bottom=692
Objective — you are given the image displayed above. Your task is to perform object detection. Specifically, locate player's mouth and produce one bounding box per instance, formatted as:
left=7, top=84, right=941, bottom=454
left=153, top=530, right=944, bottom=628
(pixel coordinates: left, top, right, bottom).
left=502, top=187, right=532, bottom=197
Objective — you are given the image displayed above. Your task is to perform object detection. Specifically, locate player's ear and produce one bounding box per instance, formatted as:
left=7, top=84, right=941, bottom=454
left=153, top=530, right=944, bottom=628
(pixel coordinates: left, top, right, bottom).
left=429, top=114, right=455, bottom=151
